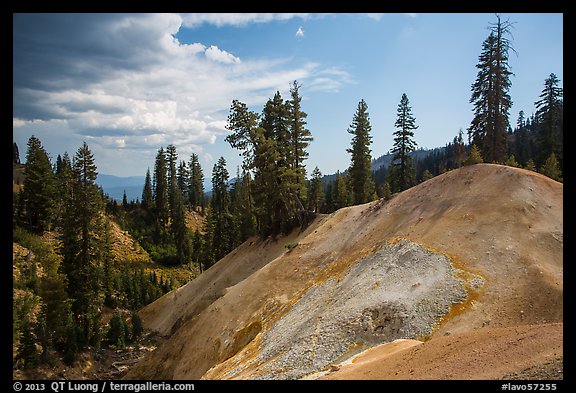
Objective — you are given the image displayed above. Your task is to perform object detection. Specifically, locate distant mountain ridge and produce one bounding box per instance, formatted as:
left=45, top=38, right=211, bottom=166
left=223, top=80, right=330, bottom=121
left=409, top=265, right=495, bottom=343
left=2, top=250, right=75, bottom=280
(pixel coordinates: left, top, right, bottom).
left=96, top=174, right=145, bottom=202
left=96, top=174, right=238, bottom=202
left=96, top=148, right=438, bottom=201
left=321, top=147, right=437, bottom=184
left=371, top=147, right=434, bottom=171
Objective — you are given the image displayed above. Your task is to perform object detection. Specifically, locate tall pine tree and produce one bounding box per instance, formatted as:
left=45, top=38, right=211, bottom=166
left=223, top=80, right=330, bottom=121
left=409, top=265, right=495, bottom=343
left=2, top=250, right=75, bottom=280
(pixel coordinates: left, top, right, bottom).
left=230, top=169, right=257, bottom=243
left=171, top=189, right=190, bottom=265
left=226, top=100, right=262, bottom=171
left=453, top=129, right=465, bottom=168
left=535, top=73, right=563, bottom=169
left=153, top=147, right=169, bottom=226
left=59, top=142, right=105, bottom=344
left=287, top=80, right=313, bottom=199
left=141, top=168, right=153, bottom=211
left=166, top=144, right=179, bottom=219
left=188, top=153, right=205, bottom=211
left=516, top=110, right=525, bottom=131
left=334, top=171, right=351, bottom=210
left=22, top=135, right=55, bottom=232
left=177, top=160, right=189, bottom=201
left=347, top=99, right=375, bottom=205
left=468, top=15, right=514, bottom=163
left=307, top=167, right=324, bottom=213
left=389, top=93, right=418, bottom=192
left=205, top=157, right=234, bottom=266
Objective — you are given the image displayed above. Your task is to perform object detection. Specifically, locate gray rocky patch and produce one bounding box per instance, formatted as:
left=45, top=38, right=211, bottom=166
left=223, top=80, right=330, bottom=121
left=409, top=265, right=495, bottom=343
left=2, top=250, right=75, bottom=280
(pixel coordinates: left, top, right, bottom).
left=251, top=239, right=467, bottom=380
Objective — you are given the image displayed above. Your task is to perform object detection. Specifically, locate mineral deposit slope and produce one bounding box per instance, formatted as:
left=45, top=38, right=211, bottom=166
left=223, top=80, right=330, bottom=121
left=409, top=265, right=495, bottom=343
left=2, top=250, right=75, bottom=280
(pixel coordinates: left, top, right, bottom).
left=126, top=164, right=563, bottom=380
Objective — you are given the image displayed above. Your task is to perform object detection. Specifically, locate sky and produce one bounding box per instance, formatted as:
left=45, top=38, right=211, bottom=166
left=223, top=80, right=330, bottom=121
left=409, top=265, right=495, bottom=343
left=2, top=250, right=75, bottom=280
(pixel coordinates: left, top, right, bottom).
left=13, top=13, right=563, bottom=183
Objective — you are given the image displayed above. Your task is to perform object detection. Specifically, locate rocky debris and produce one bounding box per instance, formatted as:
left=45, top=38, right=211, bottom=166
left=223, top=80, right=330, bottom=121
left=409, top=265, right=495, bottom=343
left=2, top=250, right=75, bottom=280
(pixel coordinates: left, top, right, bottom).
left=248, top=239, right=468, bottom=380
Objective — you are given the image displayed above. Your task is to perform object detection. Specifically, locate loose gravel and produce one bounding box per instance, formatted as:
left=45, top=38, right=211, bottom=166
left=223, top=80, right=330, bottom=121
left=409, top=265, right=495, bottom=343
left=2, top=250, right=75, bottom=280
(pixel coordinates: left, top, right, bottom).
left=252, top=239, right=468, bottom=380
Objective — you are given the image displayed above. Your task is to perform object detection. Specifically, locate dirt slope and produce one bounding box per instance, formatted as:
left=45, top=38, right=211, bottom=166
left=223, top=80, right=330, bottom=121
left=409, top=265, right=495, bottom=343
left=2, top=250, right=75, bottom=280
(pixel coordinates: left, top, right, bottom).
left=318, top=323, right=562, bottom=380
left=126, top=164, right=563, bottom=380
left=137, top=225, right=322, bottom=337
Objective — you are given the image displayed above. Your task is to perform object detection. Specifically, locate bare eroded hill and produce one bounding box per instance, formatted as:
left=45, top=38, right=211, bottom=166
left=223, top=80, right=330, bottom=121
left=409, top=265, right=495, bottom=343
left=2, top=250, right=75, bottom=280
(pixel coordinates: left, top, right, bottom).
left=125, top=164, right=563, bottom=380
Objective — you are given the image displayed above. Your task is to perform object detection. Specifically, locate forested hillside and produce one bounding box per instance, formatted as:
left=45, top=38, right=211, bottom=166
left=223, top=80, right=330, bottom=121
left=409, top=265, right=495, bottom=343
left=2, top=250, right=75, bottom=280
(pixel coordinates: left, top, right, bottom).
left=12, top=139, right=195, bottom=377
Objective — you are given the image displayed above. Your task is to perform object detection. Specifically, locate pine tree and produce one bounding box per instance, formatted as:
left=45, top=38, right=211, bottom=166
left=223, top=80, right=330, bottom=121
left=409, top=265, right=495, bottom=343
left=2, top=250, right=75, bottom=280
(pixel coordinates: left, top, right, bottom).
left=107, top=312, right=126, bottom=349
left=468, top=15, right=514, bottom=163
left=59, top=142, right=105, bottom=343
left=347, top=99, right=375, bottom=205
left=307, top=167, right=324, bottom=213
left=230, top=169, right=257, bottom=243
left=102, top=219, right=116, bottom=308
left=14, top=142, right=21, bottom=164
left=225, top=100, right=261, bottom=171
left=35, top=311, right=50, bottom=363
left=260, top=91, right=302, bottom=233
left=535, top=73, right=563, bottom=168
left=122, top=190, right=128, bottom=208
left=453, top=129, right=465, bottom=168
left=287, top=80, right=313, bottom=199
left=22, top=135, right=55, bottom=232
left=63, top=311, right=78, bottom=366
left=334, top=171, right=351, bottom=210
left=37, top=244, right=70, bottom=349
left=166, top=144, right=179, bottom=217
left=379, top=182, right=392, bottom=200
left=463, top=144, right=484, bottom=166
left=171, top=190, right=190, bottom=264
left=88, top=310, right=103, bottom=348
left=141, top=168, right=153, bottom=211
left=17, top=315, right=39, bottom=369
left=390, top=93, right=418, bottom=192
left=211, top=158, right=231, bottom=222
left=516, top=110, right=525, bottom=131
left=188, top=154, right=205, bottom=211
left=525, top=158, right=536, bottom=171
left=505, top=154, right=520, bottom=168
left=52, top=152, right=73, bottom=222
left=124, top=316, right=132, bottom=344
left=191, top=231, right=205, bottom=273
left=206, top=157, right=234, bottom=265
left=539, top=153, right=561, bottom=181
left=153, top=147, right=169, bottom=226
left=262, top=91, right=291, bottom=163
left=177, top=160, right=189, bottom=201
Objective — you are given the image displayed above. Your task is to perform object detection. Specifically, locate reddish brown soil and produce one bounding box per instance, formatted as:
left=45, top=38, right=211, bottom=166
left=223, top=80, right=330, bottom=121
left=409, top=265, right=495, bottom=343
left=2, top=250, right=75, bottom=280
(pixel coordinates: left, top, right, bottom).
left=320, top=323, right=562, bottom=380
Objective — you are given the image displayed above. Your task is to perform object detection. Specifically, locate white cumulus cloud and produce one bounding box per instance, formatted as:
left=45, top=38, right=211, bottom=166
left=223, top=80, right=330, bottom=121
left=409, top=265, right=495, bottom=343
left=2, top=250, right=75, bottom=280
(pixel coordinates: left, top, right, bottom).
left=205, top=45, right=241, bottom=64
left=13, top=13, right=354, bottom=176
left=296, top=26, right=304, bottom=38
